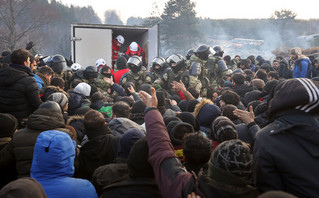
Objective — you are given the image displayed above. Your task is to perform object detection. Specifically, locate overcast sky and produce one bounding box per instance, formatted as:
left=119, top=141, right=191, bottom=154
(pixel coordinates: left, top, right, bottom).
left=60, top=0, right=319, bottom=23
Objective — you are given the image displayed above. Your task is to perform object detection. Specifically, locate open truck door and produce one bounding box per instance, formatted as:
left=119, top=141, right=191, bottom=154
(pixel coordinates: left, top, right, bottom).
left=71, top=23, right=159, bottom=70
left=71, top=24, right=112, bottom=68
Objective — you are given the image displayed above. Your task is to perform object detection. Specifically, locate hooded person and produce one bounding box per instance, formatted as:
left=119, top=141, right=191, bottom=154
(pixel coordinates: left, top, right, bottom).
left=91, top=128, right=145, bottom=195
left=75, top=110, right=120, bottom=180
left=0, top=177, right=47, bottom=198
left=30, top=130, right=98, bottom=198
left=101, top=137, right=162, bottom=198
left=68, top=82, right=91, bottom=115
left=0, top=101, right=74, bottom=179
left=254, top=78, right=319, bottom=197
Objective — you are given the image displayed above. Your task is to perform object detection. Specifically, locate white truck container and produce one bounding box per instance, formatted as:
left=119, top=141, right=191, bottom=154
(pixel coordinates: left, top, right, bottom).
left=71, top=23, right=159, bottom=69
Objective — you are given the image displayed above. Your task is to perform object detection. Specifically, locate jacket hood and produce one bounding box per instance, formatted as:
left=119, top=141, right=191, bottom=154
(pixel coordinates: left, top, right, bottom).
left=0, top=64, right=32, bottom=86
left=109, top=117, right=145, bottom=137
left=27, top=108, right=65, bottom=130
left=74, top=82, right=91, bottom=97
left=31, top=130, right=76, bottom=179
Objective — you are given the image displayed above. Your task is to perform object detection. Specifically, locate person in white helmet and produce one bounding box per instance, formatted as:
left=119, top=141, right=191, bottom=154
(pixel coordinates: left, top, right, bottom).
left=125, top=41, right=145, bottom=65
left=71, top=63, right=82, bottom=73
left=112, top=35, right=125, bottom=70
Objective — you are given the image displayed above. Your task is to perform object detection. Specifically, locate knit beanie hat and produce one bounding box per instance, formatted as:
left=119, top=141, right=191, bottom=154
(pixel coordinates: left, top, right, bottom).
left=127, top=137, right=154, bottom=178
left=130, top=100, right=146, bottom=121
left=167, top=121, right=194, bottom=146
left=194, top=99, right=221, bottom=128
left=74, top=82, right=91, bottom=97
left=117, top=128, right=145, bottom=159
left=38, top=101, right=61, bottom=114
left=177, top=112, right=200, bottom=132
left=211, top=116, right=237, bottom=142
left=187, top=99, right=199, bottom=112
left=269, top=78, right=319, bottom=117
left=0, top=113, right=18, bottom=138
left=47, top=92, right=68, bottom=110
left=116, top=56, right=127, bottom=70
left=178, top=100, right=188, bottom=112
left=210, top=139, right=252, bottom=180
left=163, top=116, right=181, bottom=127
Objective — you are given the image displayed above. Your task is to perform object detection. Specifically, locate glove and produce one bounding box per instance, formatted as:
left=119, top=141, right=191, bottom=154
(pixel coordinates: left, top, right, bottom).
left=26, top=41, right=34, bottom=50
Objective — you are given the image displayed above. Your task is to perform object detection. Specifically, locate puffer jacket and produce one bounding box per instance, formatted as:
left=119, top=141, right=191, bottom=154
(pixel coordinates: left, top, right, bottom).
left=0, top=64, right=42, bottom=125
left=31, top=130, right=97, bottom=198
left=0, top=108, right=73, bottom=178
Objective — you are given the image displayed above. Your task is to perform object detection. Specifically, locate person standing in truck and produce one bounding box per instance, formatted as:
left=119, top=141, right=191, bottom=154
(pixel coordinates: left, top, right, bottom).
left=112, top=35, right=125, bottom=70
left=125, top=41, right=146, bottom=65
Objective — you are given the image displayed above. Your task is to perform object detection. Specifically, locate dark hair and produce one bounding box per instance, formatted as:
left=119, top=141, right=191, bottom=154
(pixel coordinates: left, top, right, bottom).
left=222, top=104, right=238, bottom=121
left=117, top=96, right=134, bottom=107
left=91, top=92, right=105, bottom=104
left=232, top=73, right=245, bottom=85
left=11, top=49, right=29, bottom=65
left=29, top=55, right=36, bottom=63
left=220, top=90, right=240, bottom=106
left=239, top=59, right=250, bottom=70
left=183, top=133, right=212, bottom=165
left=112, top=101, right=130, bottom=118
left=268, top=71, right=279, bottom=80
left=39, top=65, right=54, bottom=75
left=50, top=77, right=65, bottom=89
left=255, top=69, right=268, bottom=83
left=223, top=55, right=231, bottom=64
left=84, top=110, right=105, bottom=131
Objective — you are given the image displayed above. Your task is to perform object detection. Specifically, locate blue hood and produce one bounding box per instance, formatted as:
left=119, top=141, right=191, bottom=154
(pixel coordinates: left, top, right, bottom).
left=31, top=130, right=76, bottom=179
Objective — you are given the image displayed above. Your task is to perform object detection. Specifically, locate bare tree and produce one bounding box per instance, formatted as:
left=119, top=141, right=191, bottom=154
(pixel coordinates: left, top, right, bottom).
left=0, top=0, right=48, bottom=51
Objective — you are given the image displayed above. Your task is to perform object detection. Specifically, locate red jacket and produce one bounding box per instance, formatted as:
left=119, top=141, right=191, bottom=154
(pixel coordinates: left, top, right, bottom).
left=125, top=44, right=145, bottom=60
left=113, top=68, right=129, bottom=84
left=112, top=39, right=120, bottom=61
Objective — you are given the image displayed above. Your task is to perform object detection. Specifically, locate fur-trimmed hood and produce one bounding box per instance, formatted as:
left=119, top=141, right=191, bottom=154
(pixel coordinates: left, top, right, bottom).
left=193, top=98, right=221, bottom=128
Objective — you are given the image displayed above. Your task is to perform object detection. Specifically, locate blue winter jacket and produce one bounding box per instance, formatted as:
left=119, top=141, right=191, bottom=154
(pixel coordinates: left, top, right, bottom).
left=33, top=74, right=44, bottom=90
left=293, top=56, right=312, bottom=78
left=31, top=130, right=98, bottom=198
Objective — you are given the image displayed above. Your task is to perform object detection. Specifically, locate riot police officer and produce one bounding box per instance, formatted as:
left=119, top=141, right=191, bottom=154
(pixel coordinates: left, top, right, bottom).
left=148, top=57, right=169, bottom=83
left=120, top=55, right=151, bottom=91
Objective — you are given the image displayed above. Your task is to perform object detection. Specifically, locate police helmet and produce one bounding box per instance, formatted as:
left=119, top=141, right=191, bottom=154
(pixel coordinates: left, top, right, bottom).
left=151, top=57, right=166, bottom=70
left=186, top=49, right=195, bottom=60
left=196, top=45, right=213, bottom=60
left=46, top=54, right=67, bottom=74
left=127, top=56, right=142, bottom=68
left=213, top=46, right=224, bottom=57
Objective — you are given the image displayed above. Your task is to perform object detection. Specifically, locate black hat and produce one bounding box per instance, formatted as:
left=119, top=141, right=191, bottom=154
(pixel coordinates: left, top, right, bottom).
left=167, top=121, right=194, bottom=146
left=178, top=100, right=188, bottom=112
left=163, top=116, right=181, bottom=127
left=117, top=128, right=145, bottom=159
left=116, top=56, right=127, bottom=70
left=187, top=99, right=199, bottom=112
left=176, top=112, right=200, bottom=132
left=127, top=137, right=154, bottom=178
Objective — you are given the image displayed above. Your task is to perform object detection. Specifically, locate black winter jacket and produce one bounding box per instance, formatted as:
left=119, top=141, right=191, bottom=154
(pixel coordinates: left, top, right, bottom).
left=0, top=108, right=73, bottom=178
left=0, top=64, right=42, bottom=125
left=254, top=111, right=319, bottom=197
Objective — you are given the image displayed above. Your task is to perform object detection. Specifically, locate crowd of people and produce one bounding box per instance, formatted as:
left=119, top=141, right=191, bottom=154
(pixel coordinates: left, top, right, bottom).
left=0, top=40, right=318, bottom=198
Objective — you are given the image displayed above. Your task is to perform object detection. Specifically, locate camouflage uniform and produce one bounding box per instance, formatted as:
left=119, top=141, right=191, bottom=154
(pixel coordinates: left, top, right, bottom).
left=154, top=68, right=190, bottom=94
left=96, top=73, right=118, bottom=100
left=206, top=55, right=231, bottom=91
left=120, top=70, right=152, bottom=91
left=54, top=70, right=73, bottom=91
